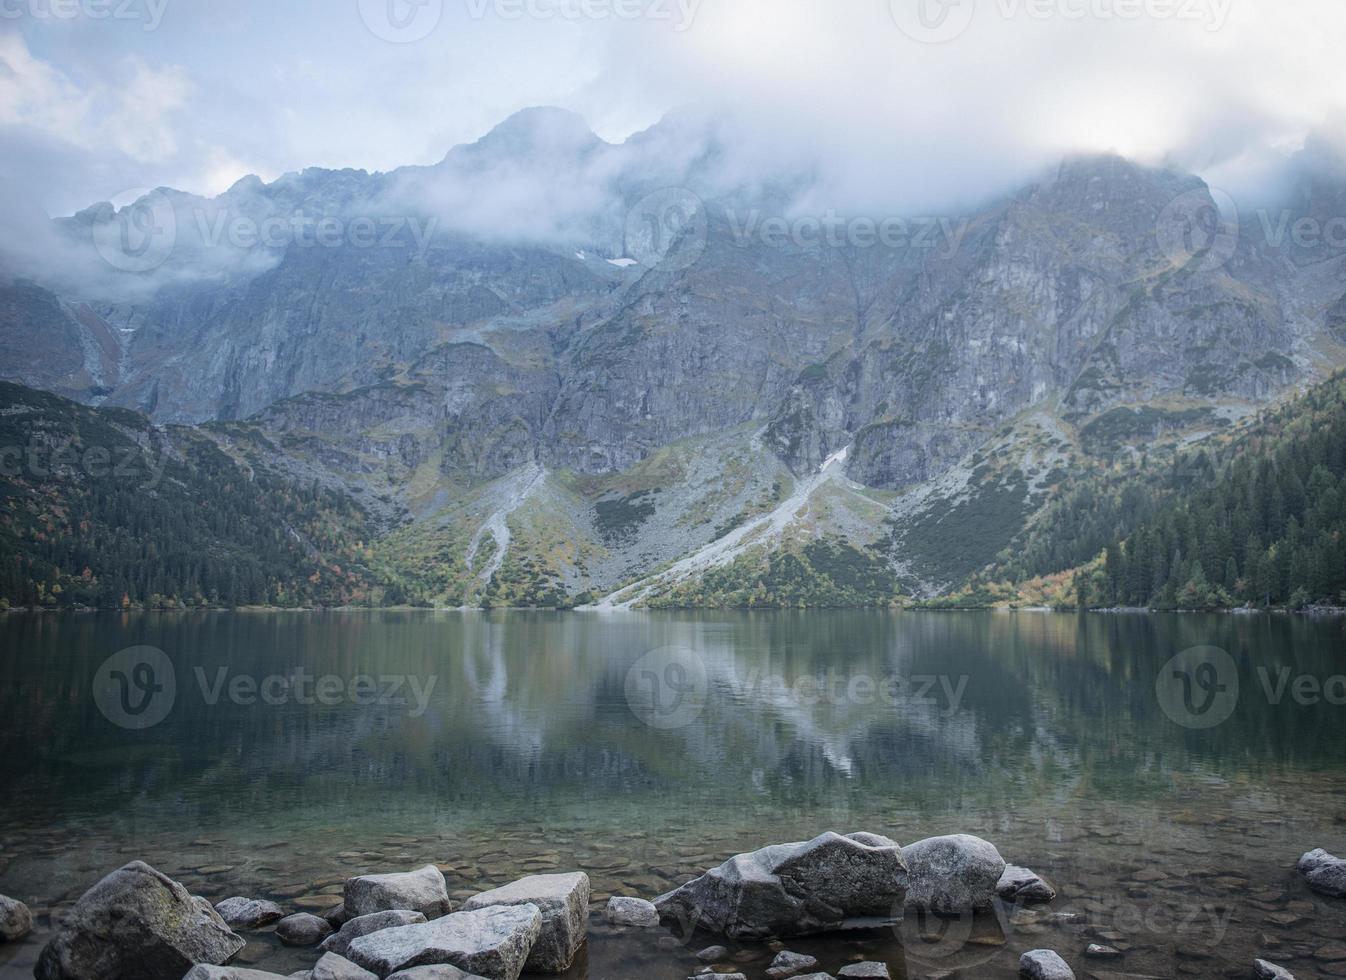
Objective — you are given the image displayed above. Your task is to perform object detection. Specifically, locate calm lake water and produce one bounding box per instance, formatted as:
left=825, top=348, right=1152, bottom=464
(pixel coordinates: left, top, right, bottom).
left=1, top=609, right=1344, bottom=979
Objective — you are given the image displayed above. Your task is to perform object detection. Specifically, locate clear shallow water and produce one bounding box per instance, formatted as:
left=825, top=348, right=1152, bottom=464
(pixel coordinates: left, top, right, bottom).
left=1, top=609, right=1344, bottom=979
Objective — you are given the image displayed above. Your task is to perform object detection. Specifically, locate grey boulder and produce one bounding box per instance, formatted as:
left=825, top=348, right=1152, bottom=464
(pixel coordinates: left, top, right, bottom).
left=215, top=897, right=285, bottom=929
left=276, top=912, right=334, bottom=946
left=605, top=896, right=660, bottom=927
left=345, top=866, right=452, bottom=919
left=1019, top=949, right=1075, bottom=980
left=903, top=834, right=1005, bottom=911
left=997, top=865, right=1057, bottom=903
left=346, top=904, right=542, bottom=980
left=0, top=893, right=33, bottom=941
left=461, top=872, right=588, bottom=973
left=1297, top=849, right=1346, bottom=898
left=34, top=861, right=244, bottom=980
left=181, top=969, right=291, bottom=979
left=766, top=950, right=819, bottom=978
left=322, top=910, right=429, bottom=957
left=653, top=831, right=906, bottom=940
left=311, top=952, right=378, bottom=980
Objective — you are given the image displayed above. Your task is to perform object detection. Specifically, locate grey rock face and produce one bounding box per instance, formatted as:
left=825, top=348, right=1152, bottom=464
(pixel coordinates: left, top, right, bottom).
left=996, top=865, right=1057, bottom=903
left=1019, top=949, right=1075, bottom=980
left=1297, top=848, right=1346, bottom=897
left=34, top=861, right=244, bottom=980
left=310, top=951, right=378, bottom=980
left=1254, top=959, right=1296, bottom=979
left=903, top=834, right=1005, bottom=912
left=653, top=831, right=906, bottom=940
left=345, top=904, right=542, bottom=980
left=345, top=865, right=452, bottom=919
left=0, top=893, right=32, bottom=941
left=276, top=912, right=334, bottom=946
left=180, top=968, right=291, bottom=980
left=215, top=896, right=286, bottom=929
left=605, top=896, right=659, bottom=927
left=461, top=872, right=588, bottom=973
left=322, top=910, right=429, bottom=957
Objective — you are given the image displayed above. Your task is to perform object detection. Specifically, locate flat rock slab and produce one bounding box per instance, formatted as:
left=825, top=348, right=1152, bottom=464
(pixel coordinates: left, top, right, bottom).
left=606, top=896, right=660, bottom=927
left=837, top=964, right=890, bottom=978
left=1255, top=961, right=1297, bottom=980
left=1298, top=849, right=1346, bottom=898
left=904, top=834, right=1006, bottom=912
left=654, top=831, right=906, bottom=940
left=387, top=968, right=490, bottom=980
left=323, top=910, right=429, bottom=957
left=180, top=968, right=291, bottom=979
left=215, top=897, right=286, bottom=929
left=1019, top=949, right=1074, bottom=980
left=346, top=866, right=453, bottom=919
left=35, top=861, right=244, bottom=980
left=462, top=872, right=589, bottom=973
left=347, top=904, right=542, bottom=980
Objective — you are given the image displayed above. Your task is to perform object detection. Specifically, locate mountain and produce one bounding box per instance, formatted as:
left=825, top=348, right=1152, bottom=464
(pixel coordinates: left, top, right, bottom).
left=2, top=109, right=1346, bottom=608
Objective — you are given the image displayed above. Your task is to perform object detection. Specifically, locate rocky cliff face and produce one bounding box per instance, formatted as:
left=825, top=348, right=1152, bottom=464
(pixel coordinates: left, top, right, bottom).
left=4, top=110, right=1345, bottom=601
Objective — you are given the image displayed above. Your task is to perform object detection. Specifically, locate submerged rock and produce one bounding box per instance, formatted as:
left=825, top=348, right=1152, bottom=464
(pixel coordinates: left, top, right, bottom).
left=345, top=866, right=452, bottom=919
left=462, top=872, right=588, bottom=973
left=1298, top=849, right=1346, bottom=898
left=1019, top=949, right=1075, bottom=980
left=276, top=912, right=334, bottom=946
left=903, top=835, right=1005, bottom=911
left=0, top=894, right=32, bottom=942
left=653, top=831, right=906, bottom=940
left=345, top=904, right=542, bottom=980
left=34, top=861, right=244, bottom=980
left=605, top=896, right=660, bottom=927
left=997, top=865, right=1057, bottom=903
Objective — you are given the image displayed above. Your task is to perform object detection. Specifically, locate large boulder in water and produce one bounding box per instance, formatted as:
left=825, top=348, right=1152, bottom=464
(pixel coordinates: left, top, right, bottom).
left=345, top=904, right=542, bottom=980
left=345, top=866, right=452, bottom=920
left=322, top=910, right=429, bottom=957
left=652, top=831, right=906, bottom=940
left=0, top=894, right=32, bottom=941
left=903, top=834, right=1005, bottom=911
left=34, top=861, right=245, bottom=980
left=461, top=872, right=588, bottom=973
left=1298, top=848, right=1346, bottom=898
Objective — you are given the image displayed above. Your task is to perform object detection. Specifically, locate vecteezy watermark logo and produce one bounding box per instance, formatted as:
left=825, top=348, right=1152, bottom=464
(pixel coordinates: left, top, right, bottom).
left=94, top=646, right=177, bottom=730
left=0, top=440, right=170, bottom=490
left=1156, top=645, right=1239, bottom=729
left=91, top=188, right=177, bottom=274
left=1156, top=187, right=1240, bottom=274
left=0, top=0, right=169, bottom=30
left=358, top=0, right=443, bottom=42
left=623, top=187, right=708, bottom=273
left=891, top=0, right=1233, bottom=43
left=723, top=209, right=970, bottom=257
left=890, top=0, right=976, bottom=43
left=624, top=645, right=709, bottom=729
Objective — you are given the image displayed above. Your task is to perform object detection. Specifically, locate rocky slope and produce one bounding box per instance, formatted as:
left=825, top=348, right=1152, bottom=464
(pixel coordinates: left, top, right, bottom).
left=3, top=109, right=1346, bottom=605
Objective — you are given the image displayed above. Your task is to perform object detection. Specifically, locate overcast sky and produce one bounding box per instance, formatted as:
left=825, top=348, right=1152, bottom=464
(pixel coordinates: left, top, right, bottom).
left=1, top=0, right=1344, bottom=216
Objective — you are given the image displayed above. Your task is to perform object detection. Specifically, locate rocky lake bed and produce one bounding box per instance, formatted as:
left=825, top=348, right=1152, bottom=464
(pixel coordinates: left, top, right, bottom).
left=2, top=816, right=1345, bottom=980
